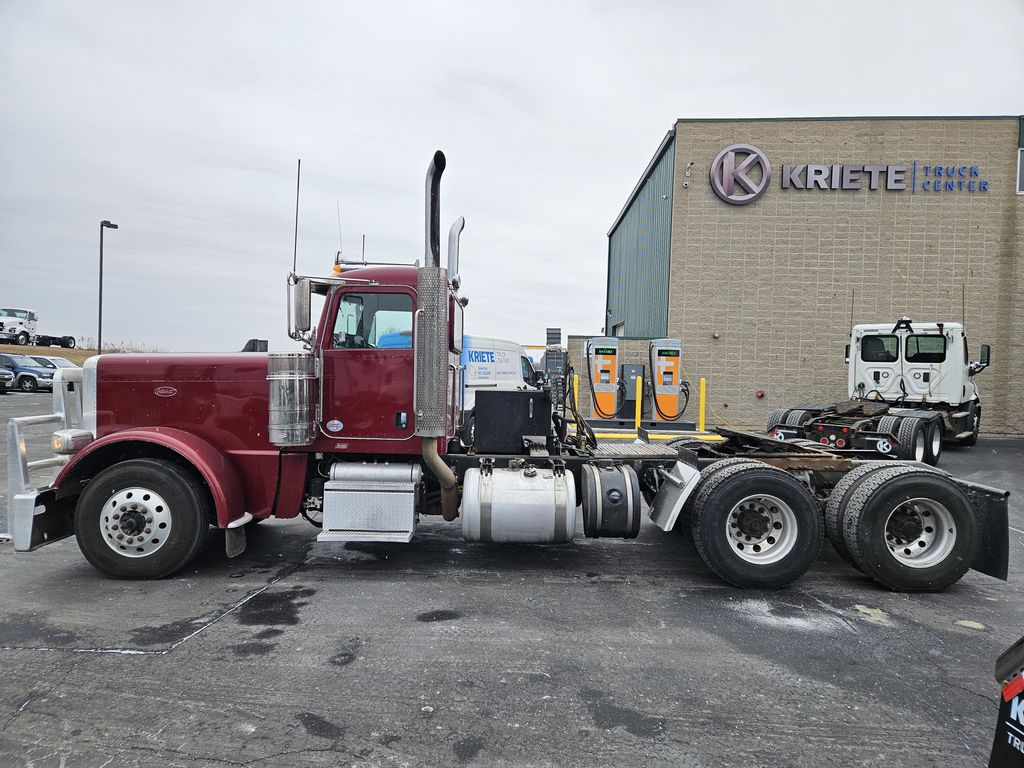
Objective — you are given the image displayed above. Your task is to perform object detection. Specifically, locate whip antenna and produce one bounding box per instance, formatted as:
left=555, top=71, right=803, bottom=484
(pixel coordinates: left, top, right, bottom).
left=292, top=159, right=301, bottom=273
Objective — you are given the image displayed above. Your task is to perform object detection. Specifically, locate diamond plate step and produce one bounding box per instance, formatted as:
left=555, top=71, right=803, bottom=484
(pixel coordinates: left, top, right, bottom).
left=317, top=529, right=414, bottom=544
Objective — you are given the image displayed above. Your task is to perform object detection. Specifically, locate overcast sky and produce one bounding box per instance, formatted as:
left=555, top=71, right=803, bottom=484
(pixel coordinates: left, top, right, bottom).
left=1, top=1, right=1022, bottom=352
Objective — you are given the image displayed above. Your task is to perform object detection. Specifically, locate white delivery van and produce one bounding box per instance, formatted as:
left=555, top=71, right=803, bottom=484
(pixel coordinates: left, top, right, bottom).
left=460, top=335, right=539, bottom=444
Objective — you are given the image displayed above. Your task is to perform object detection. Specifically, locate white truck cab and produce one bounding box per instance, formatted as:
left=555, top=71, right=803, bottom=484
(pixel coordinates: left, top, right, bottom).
left=848, top=318, right=988, bottom=407
left=0, top=308, right=38, bottom=345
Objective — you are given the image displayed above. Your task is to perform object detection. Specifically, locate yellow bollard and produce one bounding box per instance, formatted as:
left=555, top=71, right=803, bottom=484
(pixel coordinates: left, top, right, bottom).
left=698, top=377, right=707, bottom=432
left=634, top=375, right=643, bottom=431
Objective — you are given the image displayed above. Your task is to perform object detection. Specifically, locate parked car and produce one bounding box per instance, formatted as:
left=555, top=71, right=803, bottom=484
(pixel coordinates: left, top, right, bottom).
left=0, top=368, right=13, bottom=394
left=0, top=353, right=56, bottom=392
left=29, top=355, right=81, bottom=372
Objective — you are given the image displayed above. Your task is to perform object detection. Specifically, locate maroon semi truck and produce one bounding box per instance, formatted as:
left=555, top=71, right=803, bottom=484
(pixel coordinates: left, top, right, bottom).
left=6, top=152, right=1010, bottom=592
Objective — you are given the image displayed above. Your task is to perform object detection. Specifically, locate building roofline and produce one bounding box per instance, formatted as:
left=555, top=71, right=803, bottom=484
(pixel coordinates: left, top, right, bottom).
left=607, top=129, right=675, bottom=237
left=673, top=115, right=1022, bottom=124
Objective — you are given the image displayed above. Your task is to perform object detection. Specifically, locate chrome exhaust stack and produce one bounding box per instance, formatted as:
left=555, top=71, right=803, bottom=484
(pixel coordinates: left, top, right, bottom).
left=447, top=216, right=465, bottom=290
left=414, top=151, right=459, bottom=519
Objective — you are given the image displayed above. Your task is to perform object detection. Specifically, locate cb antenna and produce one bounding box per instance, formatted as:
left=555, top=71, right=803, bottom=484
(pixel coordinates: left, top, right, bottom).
left=292, top=159, right=301, bottom=274
left=335, top=202, right=344, bottom=265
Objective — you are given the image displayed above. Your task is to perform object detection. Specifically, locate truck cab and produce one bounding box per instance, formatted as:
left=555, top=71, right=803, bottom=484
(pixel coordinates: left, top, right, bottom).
left=848, top=319, right=984, bottom=408
left=0, top=307, right=37, bottom=345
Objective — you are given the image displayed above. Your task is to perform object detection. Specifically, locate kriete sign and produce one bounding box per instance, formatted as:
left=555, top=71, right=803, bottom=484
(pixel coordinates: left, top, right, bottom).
left=709, top=144, right=990, bottom=205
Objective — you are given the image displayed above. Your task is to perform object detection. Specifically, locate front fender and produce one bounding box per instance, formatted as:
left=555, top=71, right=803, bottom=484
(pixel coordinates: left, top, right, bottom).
left=55, top=427, right=246, bottom=528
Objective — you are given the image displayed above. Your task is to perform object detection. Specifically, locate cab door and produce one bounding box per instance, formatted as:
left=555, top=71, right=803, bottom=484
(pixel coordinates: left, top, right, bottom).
left=319, top=287, right=416, bottom=444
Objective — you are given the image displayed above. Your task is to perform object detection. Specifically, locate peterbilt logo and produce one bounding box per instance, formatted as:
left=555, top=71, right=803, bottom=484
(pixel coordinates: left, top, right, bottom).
left=154, top=386, right=177, bottom=397
left=709, top=144, right=772, bottom=205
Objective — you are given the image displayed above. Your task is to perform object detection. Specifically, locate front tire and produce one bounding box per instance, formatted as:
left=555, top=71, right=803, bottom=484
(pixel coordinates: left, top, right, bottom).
left=19, top=377, right=37, bottom=393
left=690, top=462, right=823, bottom=588
left=16, top=331, right=29, bottom=345
left=74, top=459, right=210, bottom=579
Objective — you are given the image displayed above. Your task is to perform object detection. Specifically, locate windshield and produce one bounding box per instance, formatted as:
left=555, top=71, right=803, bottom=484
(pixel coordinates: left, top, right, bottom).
left=0, top=308, right=29, bottom=320
left=50, top=358, right=78, bottom=368
left=30, top=357, right=56, bottom=369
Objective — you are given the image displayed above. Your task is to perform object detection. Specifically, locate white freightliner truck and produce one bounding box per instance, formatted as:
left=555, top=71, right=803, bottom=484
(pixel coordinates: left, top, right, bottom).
left=766, top=318, right=989, bottom=466
left=4, top=156, right=1010, bottom=593
left=0, top=308, right=77, bottom=348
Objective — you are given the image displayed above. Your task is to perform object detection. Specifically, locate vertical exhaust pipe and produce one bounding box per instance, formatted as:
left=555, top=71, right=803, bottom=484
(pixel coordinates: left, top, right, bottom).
left=424, top=150, right=445, bottom=268
left=416, top=151, right=459, bottom=520
left=447, top=216, right=465, bottom=289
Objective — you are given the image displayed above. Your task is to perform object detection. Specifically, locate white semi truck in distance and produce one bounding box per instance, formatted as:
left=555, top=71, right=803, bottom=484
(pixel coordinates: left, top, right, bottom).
left=0, top=308, right=77, bottom=348
left=766, top=317, right=989, bottom=466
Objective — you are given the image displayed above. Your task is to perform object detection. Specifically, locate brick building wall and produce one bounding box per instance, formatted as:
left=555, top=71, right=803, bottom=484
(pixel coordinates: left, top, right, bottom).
left=658, top=117, right=1023, bottom=434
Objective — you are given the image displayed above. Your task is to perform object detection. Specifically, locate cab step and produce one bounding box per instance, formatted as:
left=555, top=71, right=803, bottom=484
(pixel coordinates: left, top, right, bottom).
left=316, top=462, right=421, bottom=546
left=951, top=411, right=971, bottom=419
left=317, top=529, right=414, bottom=544
left=954, top=430, right=974, bottom=439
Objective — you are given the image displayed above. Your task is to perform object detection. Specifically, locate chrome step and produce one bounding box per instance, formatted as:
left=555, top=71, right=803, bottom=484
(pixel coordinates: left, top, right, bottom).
left=954, top=430, right=974, bottom=439
left=951, top=411, right=970, bottom=418
left=317, top=529, right=414, bottom=544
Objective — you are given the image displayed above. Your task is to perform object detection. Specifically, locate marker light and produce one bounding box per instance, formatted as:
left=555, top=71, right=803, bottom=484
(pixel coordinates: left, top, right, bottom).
left=52, top=429, right=93, bottom=455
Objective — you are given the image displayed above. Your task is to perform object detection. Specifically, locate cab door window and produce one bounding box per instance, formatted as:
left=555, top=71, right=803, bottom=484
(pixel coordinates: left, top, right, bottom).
left=332, top=293, right=413, bottom=350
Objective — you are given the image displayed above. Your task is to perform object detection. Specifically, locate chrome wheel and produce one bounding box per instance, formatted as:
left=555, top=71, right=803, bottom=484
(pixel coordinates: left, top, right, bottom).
left=884, top=497, right=956, bottom=568
left=912, top=430, right=925, bottom=462
left=726, top=493, right=799, bottom=564
left=100, top=487, right=172, bottom=558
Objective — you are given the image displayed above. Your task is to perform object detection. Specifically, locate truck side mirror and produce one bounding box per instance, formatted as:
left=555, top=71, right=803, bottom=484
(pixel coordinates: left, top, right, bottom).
left=288, top=278, right=311, bottom=339
left=980, top=344, right=991, bottom=367
left=533, top=370, right=546, bottom=387
left=844, top=344, right=850, bottom=364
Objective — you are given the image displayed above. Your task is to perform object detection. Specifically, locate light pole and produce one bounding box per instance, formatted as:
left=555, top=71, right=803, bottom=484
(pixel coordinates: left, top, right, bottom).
left=98, top=220, right=118, bottom=354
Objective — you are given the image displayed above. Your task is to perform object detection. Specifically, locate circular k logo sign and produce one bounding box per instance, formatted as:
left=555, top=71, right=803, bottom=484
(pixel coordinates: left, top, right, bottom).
left=709, top=144, right=772, bottom=205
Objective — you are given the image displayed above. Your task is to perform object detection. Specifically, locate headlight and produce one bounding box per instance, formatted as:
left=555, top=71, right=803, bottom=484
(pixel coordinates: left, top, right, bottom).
left=40, top=372, right=53, bottom=378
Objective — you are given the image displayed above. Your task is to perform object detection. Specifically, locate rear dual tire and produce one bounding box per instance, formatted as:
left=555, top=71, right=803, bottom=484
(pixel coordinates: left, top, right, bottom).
left=834, top=464, right=978, bottom=591
left=689, top=461, right=822, bottom=588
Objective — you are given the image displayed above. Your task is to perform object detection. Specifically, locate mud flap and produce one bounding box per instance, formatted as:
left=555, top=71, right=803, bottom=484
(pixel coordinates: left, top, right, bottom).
left=648, top=461, right=702, bottom=532
left=954, top=479, right=1010, bottom=581
left=224, top=512, right=252, bottom=558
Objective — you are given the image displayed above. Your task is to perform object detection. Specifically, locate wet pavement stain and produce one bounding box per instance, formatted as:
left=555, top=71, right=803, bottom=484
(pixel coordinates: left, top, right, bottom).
left=0, top=614, right=79, bottom=646
left=296, top=712, right=344, bottom=740
left=237, top=587, right=316, bottom=626
left=129, top=612, right=220, bottom=646
left=230, top=641, right=276, bottom=657
left=416, top=609, right=462, bottom=623
left=329, top=638, right=362, bottom=667
left=255, top=628, right=284, bottom=640
left=453, top=735, right=486, bottom=762
left=580, top=688, right=666, bottom=738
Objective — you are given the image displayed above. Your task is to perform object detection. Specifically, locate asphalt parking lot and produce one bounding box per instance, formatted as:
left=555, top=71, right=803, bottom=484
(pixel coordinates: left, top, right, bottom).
left=0, top=391, right=1021, bottom=767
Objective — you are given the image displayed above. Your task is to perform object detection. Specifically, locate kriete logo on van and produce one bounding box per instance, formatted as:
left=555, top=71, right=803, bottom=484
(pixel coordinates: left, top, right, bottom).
left=466, top=350, right=495, bottom=363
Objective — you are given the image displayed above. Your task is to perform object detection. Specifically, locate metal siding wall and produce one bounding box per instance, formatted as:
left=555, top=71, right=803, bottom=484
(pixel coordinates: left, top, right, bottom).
left=607, top=139, right=674, bottom=336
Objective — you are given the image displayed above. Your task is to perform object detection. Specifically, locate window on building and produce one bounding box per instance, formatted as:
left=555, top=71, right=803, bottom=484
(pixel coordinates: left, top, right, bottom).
left=861, top=335, right=898, bottom=362
left=332, top=292, right=413, bottom=349
left=612, top=323, right=625, bottom=338
left=905, top=334, right=946, bottom=364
